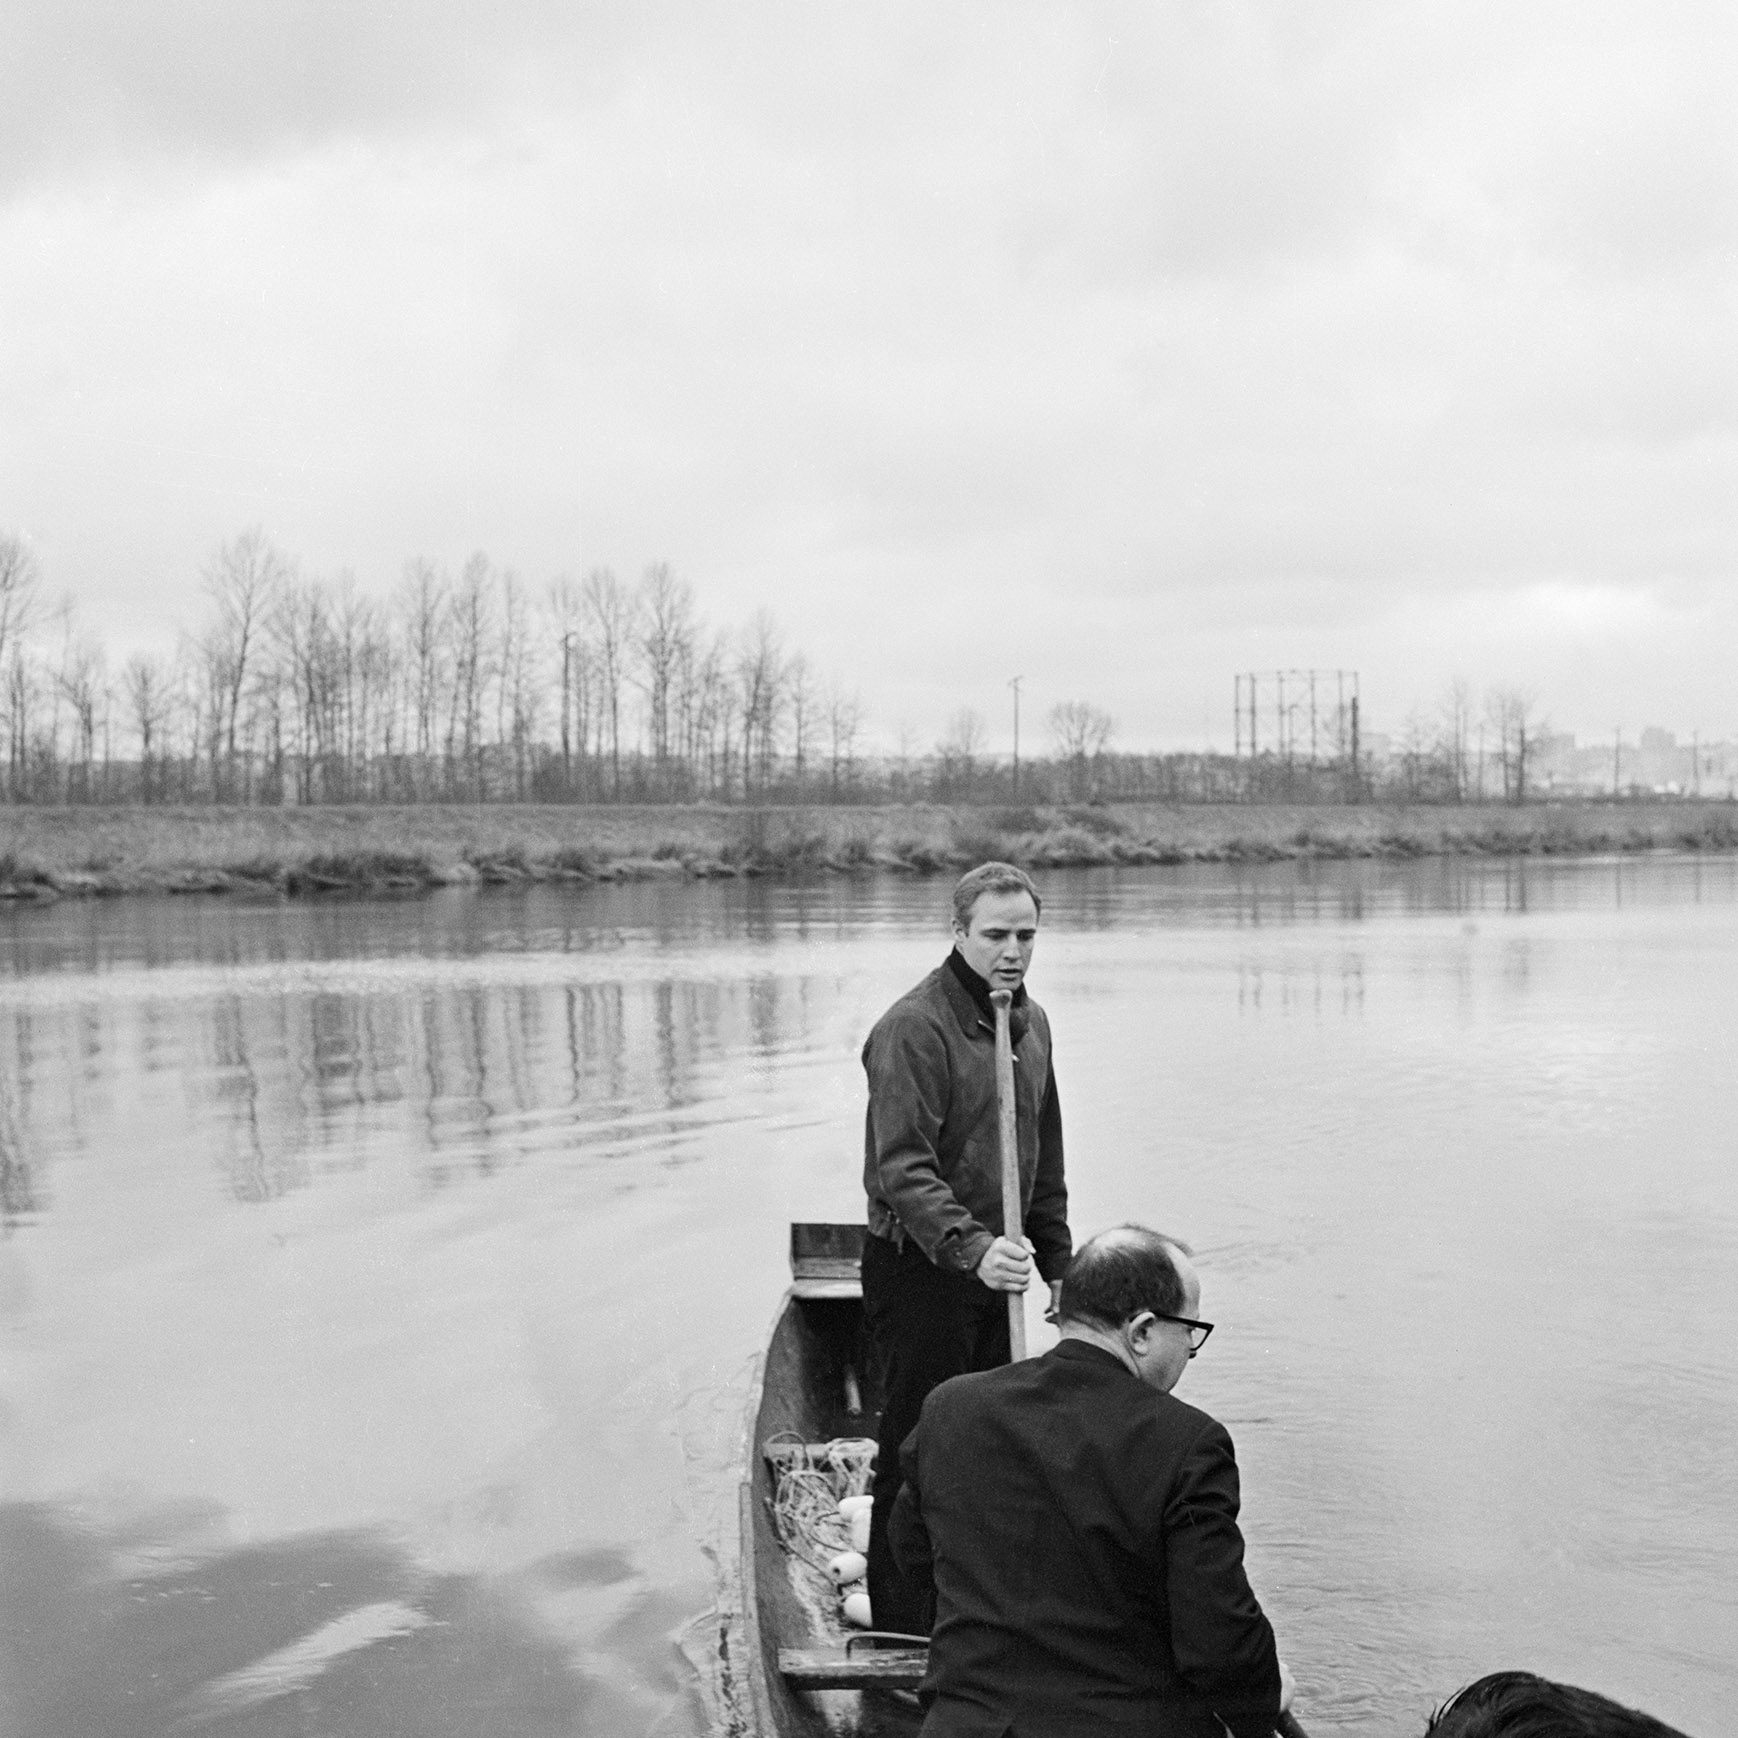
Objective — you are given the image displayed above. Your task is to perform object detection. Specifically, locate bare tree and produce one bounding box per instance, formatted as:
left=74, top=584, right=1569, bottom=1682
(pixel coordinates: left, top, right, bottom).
left=124, top=654, right=173, bottom=802
left=936, top=708, right=986, bottom=800
left=327, top=575, right=387, bottom=801
left=736, top=612, right=784, bottom=798
left=496, top=570, right=538, bottom=800
left=825, top=680, right=862, bottom=799
left=547, top=576, right=590, bottom=797
left=4, top=649, right=35, bottom=799
left=1396, top=709, right=1434, bottom=802
left=203, top=528, right=286, bottom=799
left=635, top=563, right=693, bottom=792
left=272, top=580, right=329, bottom=802
left=1049, top=701, right=1114, bottom=799
left=685, top=628, right=731, bottom=798
left=1484, top=686, right=1543, bottom=805
left=786, top=654, right=817, bottom=798
left=399, top=558, right=447, bottom=788
left=583, top=567, right=637, bottom=799
left=0, top=535, right=42, bottom=797
left=446, top=553, right=492, bottom=798
left=0, top=533, right=41, bottom=687
left=360, top=612, right=400, bottom=799
left=57, top=627, right=105, bottom=801
left=1438, top=677, right=1472, bottom=803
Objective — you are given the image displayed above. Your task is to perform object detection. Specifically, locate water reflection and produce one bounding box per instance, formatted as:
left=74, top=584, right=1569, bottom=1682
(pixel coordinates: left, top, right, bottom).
left=4, top=854, right=1736, bottom=984
left=1, top=1502, right=608, bottom=1738
left=0, top=961, right=865, bottom=1221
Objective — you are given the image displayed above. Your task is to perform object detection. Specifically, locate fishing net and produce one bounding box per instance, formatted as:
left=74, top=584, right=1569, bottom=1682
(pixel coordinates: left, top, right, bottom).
left=765, top=1432, right=878, bottom=1574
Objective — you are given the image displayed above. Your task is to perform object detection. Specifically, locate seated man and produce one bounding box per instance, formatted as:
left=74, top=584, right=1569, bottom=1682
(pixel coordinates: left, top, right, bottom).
left=889, top=1224, right=1294, bottom=1738
left=1426, top=1671, right=1689, bottom=1737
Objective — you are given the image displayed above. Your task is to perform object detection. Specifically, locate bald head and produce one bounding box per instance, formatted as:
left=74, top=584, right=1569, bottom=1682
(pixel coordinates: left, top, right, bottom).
left=1057, top=1225, right=1194, bottom=1331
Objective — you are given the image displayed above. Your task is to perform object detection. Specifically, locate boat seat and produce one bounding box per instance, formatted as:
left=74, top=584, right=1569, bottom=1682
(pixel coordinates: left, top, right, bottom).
left=779, top=1645, right=927, bottom=1690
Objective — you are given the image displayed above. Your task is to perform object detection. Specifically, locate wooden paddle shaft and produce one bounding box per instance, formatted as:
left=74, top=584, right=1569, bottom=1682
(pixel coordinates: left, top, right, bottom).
left=989, top=989, right=1027, bottom=1360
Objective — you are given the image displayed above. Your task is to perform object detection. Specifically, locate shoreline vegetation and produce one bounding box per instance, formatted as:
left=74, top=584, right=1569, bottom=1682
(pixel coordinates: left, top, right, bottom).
left=3, top=799, right=1738, bottom=903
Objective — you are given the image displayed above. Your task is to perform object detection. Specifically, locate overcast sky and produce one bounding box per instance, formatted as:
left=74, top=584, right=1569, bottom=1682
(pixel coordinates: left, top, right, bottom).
left=4, top=2, right=1736, bottom=751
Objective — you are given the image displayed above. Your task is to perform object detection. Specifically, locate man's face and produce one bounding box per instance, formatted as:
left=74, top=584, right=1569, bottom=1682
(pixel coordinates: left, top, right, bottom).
left=1132, top=1255, right=1202, bottom=1395
left=952, top=889, right=1039, bottom=992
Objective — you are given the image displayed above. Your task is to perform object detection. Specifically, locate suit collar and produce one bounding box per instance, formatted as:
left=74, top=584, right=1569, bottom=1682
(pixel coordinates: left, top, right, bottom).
left=1048, top=1337, right=1136, bottom=1377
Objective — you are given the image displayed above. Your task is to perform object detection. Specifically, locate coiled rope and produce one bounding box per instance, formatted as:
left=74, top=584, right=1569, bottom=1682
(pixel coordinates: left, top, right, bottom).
left=765, top=1433, right=877, bottom=1572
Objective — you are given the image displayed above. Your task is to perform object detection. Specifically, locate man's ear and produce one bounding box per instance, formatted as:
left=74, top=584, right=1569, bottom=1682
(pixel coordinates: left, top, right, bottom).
left=1124, top=1311, right=1156, bottom=1352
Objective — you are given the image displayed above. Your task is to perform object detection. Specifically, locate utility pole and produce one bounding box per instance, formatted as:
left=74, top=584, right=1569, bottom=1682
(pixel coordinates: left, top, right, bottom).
left=1693, top=729, right=1700, bottom=797
left=1613, top=727, right=1622, bottom=798
left=1009, top=675, right=1022, bottom=799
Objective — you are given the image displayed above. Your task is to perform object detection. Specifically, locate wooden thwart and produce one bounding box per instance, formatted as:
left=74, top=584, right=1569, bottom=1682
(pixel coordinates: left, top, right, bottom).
left=789, top=1223, right=867, bottom=1299
left=779, top=1647, right=928, bottom=1690
left=790, top=1223, right=865, bottom=1280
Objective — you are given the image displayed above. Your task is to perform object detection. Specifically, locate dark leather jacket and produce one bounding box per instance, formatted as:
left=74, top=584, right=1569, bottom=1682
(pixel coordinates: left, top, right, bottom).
left=861, top=956, right=1070, bottom=1281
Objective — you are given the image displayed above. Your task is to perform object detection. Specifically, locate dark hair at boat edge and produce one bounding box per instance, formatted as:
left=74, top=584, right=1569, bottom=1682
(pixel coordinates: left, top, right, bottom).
left=1425, top=1670, right=1690, bottom=1737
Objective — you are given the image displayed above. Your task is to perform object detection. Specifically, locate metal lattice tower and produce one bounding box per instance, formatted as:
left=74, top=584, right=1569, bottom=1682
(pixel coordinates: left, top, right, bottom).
left=1233, top=670, right=1361, bottom=764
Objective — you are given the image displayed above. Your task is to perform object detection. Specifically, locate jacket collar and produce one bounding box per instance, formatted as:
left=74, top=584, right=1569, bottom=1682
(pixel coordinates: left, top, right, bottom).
left=943, top=950, right=1030, bottom=1045
left=1048, top=1337, right=1135, bottom=1377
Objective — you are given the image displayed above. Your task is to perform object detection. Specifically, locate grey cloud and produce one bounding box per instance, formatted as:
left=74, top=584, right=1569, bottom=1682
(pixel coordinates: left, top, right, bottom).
left=7, top=2, right=1738, bottom=746
left=0, top=0, right=642, bottom=187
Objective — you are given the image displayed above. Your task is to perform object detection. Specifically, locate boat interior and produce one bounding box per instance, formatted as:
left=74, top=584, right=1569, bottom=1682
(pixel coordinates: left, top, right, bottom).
left=740, top=1223, right=926, bottom=1736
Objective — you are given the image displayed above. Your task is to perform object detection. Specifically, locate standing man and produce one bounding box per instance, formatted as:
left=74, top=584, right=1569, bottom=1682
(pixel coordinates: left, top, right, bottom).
left=860, top=861, right=1071, bottom=1635
left=889, top=1226, right=1293, bottom=1738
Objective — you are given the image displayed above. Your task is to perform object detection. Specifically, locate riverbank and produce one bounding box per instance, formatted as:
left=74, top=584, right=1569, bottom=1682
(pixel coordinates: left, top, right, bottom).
left=2, top=798, right=1736, bottom=900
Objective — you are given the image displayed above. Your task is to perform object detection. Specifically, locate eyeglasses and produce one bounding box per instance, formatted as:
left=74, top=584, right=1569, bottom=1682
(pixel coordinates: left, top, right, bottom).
left=1150, top=1311, right=1214, bottom=1355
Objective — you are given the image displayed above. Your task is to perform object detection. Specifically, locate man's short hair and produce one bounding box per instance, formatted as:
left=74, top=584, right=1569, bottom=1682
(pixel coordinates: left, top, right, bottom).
left=1426, top=1671, right=1688, bottom=1738
left=952, top=862, right=1041, bottom=929
left=1057, top=1226, right=1192, bottom=1329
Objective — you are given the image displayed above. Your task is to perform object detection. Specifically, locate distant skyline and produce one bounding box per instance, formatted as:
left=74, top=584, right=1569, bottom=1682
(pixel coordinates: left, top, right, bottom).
left=5, top=3, right=1736, bottom=752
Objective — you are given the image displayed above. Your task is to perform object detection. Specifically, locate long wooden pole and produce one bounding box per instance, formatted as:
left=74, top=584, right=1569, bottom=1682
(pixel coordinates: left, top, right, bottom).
left=989, top=989, right=1026, bottom=1361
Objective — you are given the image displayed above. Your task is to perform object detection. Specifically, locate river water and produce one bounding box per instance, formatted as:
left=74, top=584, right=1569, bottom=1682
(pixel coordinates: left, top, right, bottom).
left=1, top=857, right=1733, bottom=1737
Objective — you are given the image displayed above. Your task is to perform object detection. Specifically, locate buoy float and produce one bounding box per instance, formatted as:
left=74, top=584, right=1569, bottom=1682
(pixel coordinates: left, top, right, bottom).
left=827, top=1550, right=868, bottom=1585
left=842, top=1590, right=873, bottom=1629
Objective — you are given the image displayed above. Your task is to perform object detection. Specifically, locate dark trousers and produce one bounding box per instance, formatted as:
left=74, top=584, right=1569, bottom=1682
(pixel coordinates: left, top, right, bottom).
left=861, top=1231, right=1010, bottom=1636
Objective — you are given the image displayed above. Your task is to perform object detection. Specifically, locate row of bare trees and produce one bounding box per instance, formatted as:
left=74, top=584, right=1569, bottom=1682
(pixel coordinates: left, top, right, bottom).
left=1391, top=680, right=1546, bottom=805
left=1, top=527, right=1156, bottom=809
left=0, top=530, right=894, bottom=805
left=0, top=526, right=1566, bottom=809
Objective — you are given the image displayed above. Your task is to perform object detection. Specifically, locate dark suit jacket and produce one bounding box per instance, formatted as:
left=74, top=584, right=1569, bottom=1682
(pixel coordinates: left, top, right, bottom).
left=889, top=1339, right=1282, bottom=1738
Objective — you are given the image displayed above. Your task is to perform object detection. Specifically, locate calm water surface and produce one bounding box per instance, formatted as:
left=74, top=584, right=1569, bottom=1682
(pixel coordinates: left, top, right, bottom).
left=1, top=857, right=1733, bottom=1736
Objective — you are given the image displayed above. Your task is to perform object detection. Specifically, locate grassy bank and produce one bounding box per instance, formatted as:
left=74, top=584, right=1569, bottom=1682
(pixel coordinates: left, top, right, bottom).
left=1, top=799, right=1736, bottom=901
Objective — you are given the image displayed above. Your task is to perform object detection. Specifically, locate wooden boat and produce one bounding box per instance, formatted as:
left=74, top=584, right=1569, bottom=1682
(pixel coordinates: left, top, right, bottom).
left=737, top=1223, right=927, bottom=1736
left=738, top=1224, right=1311, bottom=1738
